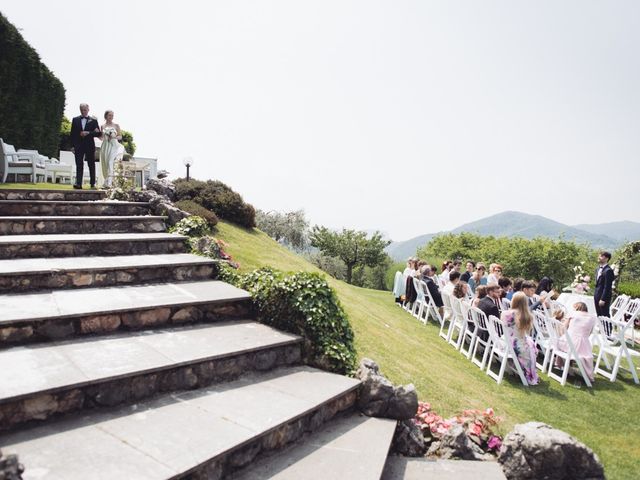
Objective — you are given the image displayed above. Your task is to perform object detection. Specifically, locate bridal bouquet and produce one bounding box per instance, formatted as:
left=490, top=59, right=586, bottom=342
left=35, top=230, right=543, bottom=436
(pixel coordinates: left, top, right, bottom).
left=103, top=127, right=117, bottom=139
left=563, top=262, right=591, bottom=294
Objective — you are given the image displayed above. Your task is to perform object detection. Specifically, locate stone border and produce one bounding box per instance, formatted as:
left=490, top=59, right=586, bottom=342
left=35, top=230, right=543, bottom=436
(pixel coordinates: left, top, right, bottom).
left=0, top=342, right=302, bottom=432
left=0, top=217, right=167, bottom=235
left=0, top=300, right=253, bottom=346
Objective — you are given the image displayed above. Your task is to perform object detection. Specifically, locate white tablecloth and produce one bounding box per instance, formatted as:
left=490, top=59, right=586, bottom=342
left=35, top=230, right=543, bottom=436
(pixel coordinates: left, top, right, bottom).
left=556, top=293, right=597, bottom=315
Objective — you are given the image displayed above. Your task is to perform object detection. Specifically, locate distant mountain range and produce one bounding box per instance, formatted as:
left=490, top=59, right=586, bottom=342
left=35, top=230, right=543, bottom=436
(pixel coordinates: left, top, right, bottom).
left=385, top=211, right=640, bottom=261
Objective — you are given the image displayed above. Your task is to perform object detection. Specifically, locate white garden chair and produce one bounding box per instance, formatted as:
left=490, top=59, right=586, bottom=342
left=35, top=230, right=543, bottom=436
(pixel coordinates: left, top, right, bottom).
left=0, top=139, right=46, bottom=183
left=594, top=299, right=640, bottom=384
left=532, top=310, right=555, bottom=373
left=447, top=297, right=467, bottom=349
left=469, top=307, right=492, bottom=369
left=458, top=301, right=477, bottom=358
left=439, top=292, right=454, bottom=341
left=485, top=315, right=529, bottom=386
left=422, top=280, right=443, bottom=327
left=392, top=271, right=406, bottom=304
left=411, top=277, right=427, bottom=321
left=546, top=316, right=593, bottom=387
left=610, top=294, right=630, bottom=320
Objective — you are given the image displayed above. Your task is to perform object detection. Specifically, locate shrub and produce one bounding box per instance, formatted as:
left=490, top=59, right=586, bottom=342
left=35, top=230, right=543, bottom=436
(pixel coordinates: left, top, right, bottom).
left=189, top=236, right=239, bottom=269
left=218, top=266, right=357, bottom=374
left=176, top=200, right=219, bottom=228
left=617, top=282, right=640, bottom=299
left=0, top=13, right=65, bottom=158
left=169, top=215, right=210, bottom=237
left=174, top=178, right=256, bottom=228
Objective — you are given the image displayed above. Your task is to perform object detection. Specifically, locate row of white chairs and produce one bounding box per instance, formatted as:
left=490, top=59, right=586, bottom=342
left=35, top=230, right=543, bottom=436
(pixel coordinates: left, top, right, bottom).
left=393, top=271, right=640, bottom=387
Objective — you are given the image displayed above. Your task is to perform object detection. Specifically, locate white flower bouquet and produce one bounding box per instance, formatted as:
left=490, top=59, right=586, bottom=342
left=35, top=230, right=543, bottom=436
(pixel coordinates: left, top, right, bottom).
left=103, top=127, right=117, bottom=139
left=563, top=262, right=591, bottom=294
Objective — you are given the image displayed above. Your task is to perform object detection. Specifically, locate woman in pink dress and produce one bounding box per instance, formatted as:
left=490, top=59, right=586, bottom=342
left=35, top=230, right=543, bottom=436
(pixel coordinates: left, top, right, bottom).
left=501, top=292, right=539, bottom=385
left=557, top=302, right=596, bottom=381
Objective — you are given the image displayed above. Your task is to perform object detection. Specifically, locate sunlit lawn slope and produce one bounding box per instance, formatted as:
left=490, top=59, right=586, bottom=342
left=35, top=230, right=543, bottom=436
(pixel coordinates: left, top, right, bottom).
left=219, top=222, right=640, bottom=479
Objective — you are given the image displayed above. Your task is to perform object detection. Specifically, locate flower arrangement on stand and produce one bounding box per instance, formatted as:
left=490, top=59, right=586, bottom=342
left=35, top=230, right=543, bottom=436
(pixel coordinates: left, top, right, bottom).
left=413, top=401, right=503, bottom=455
left=563, top=262, right=591, bottom=294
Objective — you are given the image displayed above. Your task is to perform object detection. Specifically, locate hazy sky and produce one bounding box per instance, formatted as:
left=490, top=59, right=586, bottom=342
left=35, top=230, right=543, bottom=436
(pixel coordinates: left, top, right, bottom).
left=3, top=1, right=639, bottom=240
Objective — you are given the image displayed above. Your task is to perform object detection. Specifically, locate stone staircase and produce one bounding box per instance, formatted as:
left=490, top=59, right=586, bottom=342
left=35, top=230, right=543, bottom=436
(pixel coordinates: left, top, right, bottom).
left=0, top=189, right=396, bottom=479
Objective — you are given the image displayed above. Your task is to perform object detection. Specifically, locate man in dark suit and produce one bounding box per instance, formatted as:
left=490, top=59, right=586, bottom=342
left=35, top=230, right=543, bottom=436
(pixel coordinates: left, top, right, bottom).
left=478, top=283, right=502, bottom=320
left=70, top=103, right=101, bottom=189
left=594, top=251, right=615, bottom=317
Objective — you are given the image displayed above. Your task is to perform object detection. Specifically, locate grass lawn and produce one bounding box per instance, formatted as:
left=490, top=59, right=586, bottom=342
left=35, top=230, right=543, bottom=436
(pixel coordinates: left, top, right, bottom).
left=216, top=221, right=640, bottom=480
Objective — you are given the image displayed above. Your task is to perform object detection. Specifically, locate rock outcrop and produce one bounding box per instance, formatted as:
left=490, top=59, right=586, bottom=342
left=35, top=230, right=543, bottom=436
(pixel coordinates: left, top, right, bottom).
left=498, top=422, right=605, bottom=480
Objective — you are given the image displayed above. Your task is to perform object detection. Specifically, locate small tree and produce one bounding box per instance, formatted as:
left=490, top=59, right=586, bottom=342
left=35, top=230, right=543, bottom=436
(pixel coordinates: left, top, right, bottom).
left=256, top=209, right=309, bottom=251
left=310, top=226, right=390, bottom=284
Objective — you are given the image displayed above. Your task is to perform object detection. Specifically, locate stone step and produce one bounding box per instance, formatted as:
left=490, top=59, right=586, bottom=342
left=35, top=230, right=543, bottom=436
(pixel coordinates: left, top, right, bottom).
left=0, top=215, right=167, bottom=235
left=0, top=189, right=106, bottom=201
left=0, top=233, right=188, bottom=259
left=0, top=366, right=360, bottom=479
left=235, top=414, right=397, bottom=480
left=0, top=200, right=150, bottom=216
left=0, top=321, right=302, bottom=431
left=0, top=280, right=252, bottom=346
left=0, top=253, right=217, bottom=293
left=381, top=457, right=507, bottom=480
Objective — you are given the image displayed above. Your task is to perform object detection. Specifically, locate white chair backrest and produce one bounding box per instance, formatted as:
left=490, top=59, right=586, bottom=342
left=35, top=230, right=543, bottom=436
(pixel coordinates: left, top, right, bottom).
left=610, top=294, right=630, bottom=319
left=441, top=292, right=453, bottom=311
left=487, top=315, right=505, bottom=345
left=623, top=298, right=640, bottom=324
left=451, top=296, right=464, bottom=318
left=470, top=307, right=489, bottom=331
left=413, top=277, right=425, bottom=302
left=533, top=310, right=551, bottom=340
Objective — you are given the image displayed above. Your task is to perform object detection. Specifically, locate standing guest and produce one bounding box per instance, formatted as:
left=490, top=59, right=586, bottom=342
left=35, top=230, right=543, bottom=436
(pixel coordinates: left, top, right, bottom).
left=536, top=277, right=554, bottom=296
left=460, top=261, right=475, bottom=283
left=442, top=271, right=461, bottom=295
left=594, top=251, right=615, bottom=318
left=70, top=103, right=101, bottom=189
left=487, top=263, right=503, bottom=284
left=555, top=302, right=596, bottom=382
left=501, top=292, right=539, bottom=385
left=468, top=262, right=487, bottom=293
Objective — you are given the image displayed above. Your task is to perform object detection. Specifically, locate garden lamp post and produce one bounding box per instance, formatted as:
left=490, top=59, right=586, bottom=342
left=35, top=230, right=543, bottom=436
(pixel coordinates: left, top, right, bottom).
left=183, top=157, right=194, bottom=181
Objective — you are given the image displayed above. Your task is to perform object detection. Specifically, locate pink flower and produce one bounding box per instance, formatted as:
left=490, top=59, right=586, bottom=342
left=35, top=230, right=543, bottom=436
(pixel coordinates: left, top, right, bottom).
left=487, top=435, right=502, bottom=450
left=583, top=275, right=591, bottom=282
left=485, top=408, right=494, bottom=416
left=470, top=423, right=483, bottom=436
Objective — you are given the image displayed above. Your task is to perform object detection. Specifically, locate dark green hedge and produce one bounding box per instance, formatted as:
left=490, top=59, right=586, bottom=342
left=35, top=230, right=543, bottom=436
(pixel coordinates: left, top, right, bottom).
left=0, top=12, right=65, bottom=158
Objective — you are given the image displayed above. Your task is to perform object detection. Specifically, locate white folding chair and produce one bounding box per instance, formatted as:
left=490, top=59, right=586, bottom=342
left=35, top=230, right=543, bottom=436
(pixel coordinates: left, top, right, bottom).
left=610, top=294, right=630, bottom=320
left=459, top=302, right=476, bottom=358
left=411, top=277, right=427, bottom=320
left=469, top=307, right=492, bottom=369
left=532, top=311, right=553, bottom=373
left=447, top=297, right=467, bottom=349
left=546, top=317, right=593, bottom=387
left=485, top=315, right=529, bottom=386
left=594, top=299, right=640, bottom=384
left=439, top=293, right=454, bottom=341
left=422, top=280, right=443, bottom=326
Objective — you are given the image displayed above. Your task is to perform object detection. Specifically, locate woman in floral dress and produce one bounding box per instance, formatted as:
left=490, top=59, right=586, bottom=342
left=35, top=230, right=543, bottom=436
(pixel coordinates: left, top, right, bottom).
left=501, top=292, right=539, bottom=385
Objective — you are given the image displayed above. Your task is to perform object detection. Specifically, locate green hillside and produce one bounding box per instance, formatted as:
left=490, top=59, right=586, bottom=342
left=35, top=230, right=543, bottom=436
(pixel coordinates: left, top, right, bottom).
left=216, top=221, right=639, bottom=480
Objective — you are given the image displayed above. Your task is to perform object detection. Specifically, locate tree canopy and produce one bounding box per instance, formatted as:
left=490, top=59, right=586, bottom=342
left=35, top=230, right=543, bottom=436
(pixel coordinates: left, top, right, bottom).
left=310, top=227, right=390, bottom=284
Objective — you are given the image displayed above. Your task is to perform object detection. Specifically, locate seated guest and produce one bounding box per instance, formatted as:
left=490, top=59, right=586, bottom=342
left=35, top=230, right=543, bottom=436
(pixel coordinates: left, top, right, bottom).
left=498, top=277, right=513, bottom=310
left=442, top=271, right=461, bottom=295
left=468, top=262, right=487, bottom=293
left=510, top=277, right=525, bottom=300
left=451, top=260, right=462, bottom=273
left=536, top=276, right=554, bottom=295
left=439, top=260, right=453, bottom=288
left=403, top=258, right=417, bottom=277
left=478, top=283, right=502, bottom=320
left=460, top=261, right=475, bottom=283
left=555, top=302, right=596, bottom=381
left=501, top=292, right=539, bottom=385
left=522, top=280, right=550, bottom=311
left=473, top=285, right=487, bottom=307
left=453, top=281, right=469, bottom=300
left=487, top=263, right=503, bottom=284
left=421, top=264, right=444, bottom=318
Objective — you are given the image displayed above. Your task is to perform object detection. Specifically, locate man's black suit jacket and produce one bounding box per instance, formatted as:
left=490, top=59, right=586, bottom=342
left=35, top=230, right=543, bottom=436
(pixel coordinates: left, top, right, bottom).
left=594, top=264, right=615, bottom=304
left=478, top=296, right=500, bottom=321
left=71, top=116, right=100, bottom=158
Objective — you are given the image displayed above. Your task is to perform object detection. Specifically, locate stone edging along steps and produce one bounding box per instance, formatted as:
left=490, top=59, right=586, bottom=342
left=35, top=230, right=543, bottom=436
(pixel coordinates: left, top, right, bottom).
left=0, top=187, right=399, bottom=479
